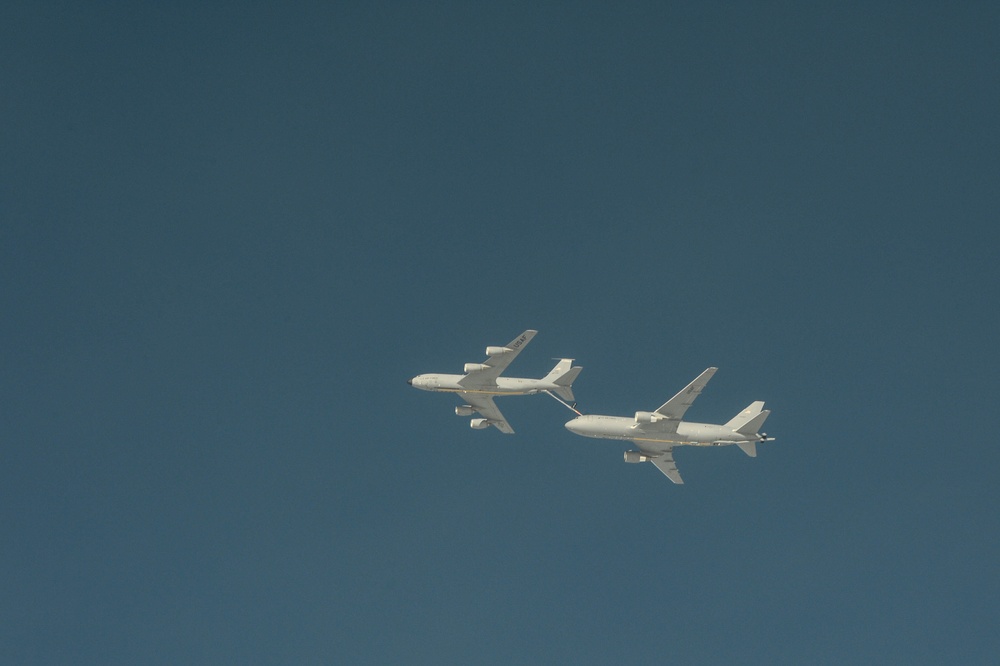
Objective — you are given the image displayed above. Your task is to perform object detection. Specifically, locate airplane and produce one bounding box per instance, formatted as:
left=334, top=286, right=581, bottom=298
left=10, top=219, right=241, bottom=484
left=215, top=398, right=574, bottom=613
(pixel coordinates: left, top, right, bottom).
left=408, top=329, right=583, bottom=434
left=564, top=367, right=773, bottom=484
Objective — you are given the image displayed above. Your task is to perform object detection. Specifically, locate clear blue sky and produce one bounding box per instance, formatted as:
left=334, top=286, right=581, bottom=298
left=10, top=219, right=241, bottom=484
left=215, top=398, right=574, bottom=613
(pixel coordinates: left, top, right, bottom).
left=3, top=3, right=998, bottom=663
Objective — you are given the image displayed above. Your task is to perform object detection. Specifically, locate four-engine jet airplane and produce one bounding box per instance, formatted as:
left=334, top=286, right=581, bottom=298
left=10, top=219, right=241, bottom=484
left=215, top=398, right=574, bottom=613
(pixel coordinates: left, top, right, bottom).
left=408, top=329, right=582, bottom=434
left=564, top=367, right=773, bottom=484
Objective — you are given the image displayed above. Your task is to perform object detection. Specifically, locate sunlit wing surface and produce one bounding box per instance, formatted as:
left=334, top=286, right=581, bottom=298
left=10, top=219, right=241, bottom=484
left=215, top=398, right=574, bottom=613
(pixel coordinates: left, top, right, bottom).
left=458, top=330, right=537, bottom=388
left=654, top=367, right=718, bottom=426
left=461, top=393, right=514, bottom=434
left=647, top=447, right=683, bottom=484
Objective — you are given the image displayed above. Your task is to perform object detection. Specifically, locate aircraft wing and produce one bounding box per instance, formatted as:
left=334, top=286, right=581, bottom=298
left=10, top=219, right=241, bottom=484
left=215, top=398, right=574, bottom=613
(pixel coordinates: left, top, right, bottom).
left=458, top=329, right=537, bottom=388
left=647, top=447, right=684, bottom=484
left=654, top=367, right=718, bottom=422
left=461, top=393, right=515, bottom=434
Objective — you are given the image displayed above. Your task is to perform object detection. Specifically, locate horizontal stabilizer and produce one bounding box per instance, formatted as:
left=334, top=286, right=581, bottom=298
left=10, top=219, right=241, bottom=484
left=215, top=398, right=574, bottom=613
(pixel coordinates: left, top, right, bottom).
left=736, top=410, right=770, bottom=436
left=725, top=401, right=765, bottom=429
left=552, top=386, right=576, bottom=402
left=554, top=365, right=582, bottom=387
left=736, top=441, right=757, bottom=457
left=544, top=359, right=582, bottom=402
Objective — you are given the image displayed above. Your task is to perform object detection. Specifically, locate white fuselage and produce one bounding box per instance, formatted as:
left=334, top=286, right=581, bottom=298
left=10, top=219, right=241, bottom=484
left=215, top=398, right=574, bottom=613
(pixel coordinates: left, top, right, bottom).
left=408, top=373, right=559, bottom=396
left=565, top=414, right=763, bottom=454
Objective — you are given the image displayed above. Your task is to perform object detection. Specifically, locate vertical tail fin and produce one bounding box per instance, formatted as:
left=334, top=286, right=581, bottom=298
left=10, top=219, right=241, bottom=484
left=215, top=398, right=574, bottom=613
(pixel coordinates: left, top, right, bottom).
left=543, top=359, right=582, bottom=402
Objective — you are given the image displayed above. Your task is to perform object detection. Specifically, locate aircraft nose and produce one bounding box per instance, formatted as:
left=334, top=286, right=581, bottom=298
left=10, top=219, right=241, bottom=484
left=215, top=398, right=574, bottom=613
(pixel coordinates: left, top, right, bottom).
left=565, top=417, right=582, bottom=433
left=407, top=378, right=413, bottom=386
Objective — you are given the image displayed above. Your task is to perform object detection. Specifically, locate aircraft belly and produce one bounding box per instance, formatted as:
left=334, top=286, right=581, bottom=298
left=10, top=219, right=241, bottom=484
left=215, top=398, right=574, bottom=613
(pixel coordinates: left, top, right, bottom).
left=675, top=422, right=732, bottom=443
left=494, top=378, right=541, bottom=393
left=445, top=378, right=539, bottom=396
left=629, top=424, right=688, bottom=445
left=436, top=383, right=535, bottom=396
left=629, top=431, right=728, bottom=454
left=630, top=431, right=719, bottom=448
left=454, top=388, right=534, bottom=395
left=631, top=440, right=675, bottom=455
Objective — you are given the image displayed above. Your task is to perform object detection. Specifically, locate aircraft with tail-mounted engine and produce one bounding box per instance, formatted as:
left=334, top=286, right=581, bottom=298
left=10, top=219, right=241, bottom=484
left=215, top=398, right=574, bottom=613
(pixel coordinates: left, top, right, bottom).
left=408, top=329, right=582, bottom=434
left=564, top=367, right=774, bottom=484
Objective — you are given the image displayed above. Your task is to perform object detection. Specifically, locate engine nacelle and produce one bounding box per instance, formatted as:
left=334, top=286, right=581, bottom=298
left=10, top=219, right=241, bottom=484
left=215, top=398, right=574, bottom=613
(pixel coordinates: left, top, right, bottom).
left=624, top=451, right=652, bottom=463
left=634, top=411, right=661, bottom=424
left=485, top=346, right=511, bottom=356
left=470, top=418, right=490, bottom=429
left=464, top=363, right=489, bottom=373
left=455, top=405, right=476, bottom=416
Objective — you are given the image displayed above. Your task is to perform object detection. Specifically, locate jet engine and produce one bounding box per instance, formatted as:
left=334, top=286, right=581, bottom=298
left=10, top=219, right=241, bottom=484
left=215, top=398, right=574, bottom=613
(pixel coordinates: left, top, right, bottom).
left=464, top=363, right=488, bottom=373
left=485, top=346, right=511, bottom=356
left=634, top=411, right=662, bottom=424
left=455, top=405, right=475, bottom=416
left=623, top=451, right=652, bottom=463
left=470, top=418, right=490, bottom=429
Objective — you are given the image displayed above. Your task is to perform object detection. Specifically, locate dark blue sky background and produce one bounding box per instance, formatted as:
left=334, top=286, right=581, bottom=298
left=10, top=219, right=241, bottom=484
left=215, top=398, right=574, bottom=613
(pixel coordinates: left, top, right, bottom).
left=3, top=3, right=998, bottom=663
